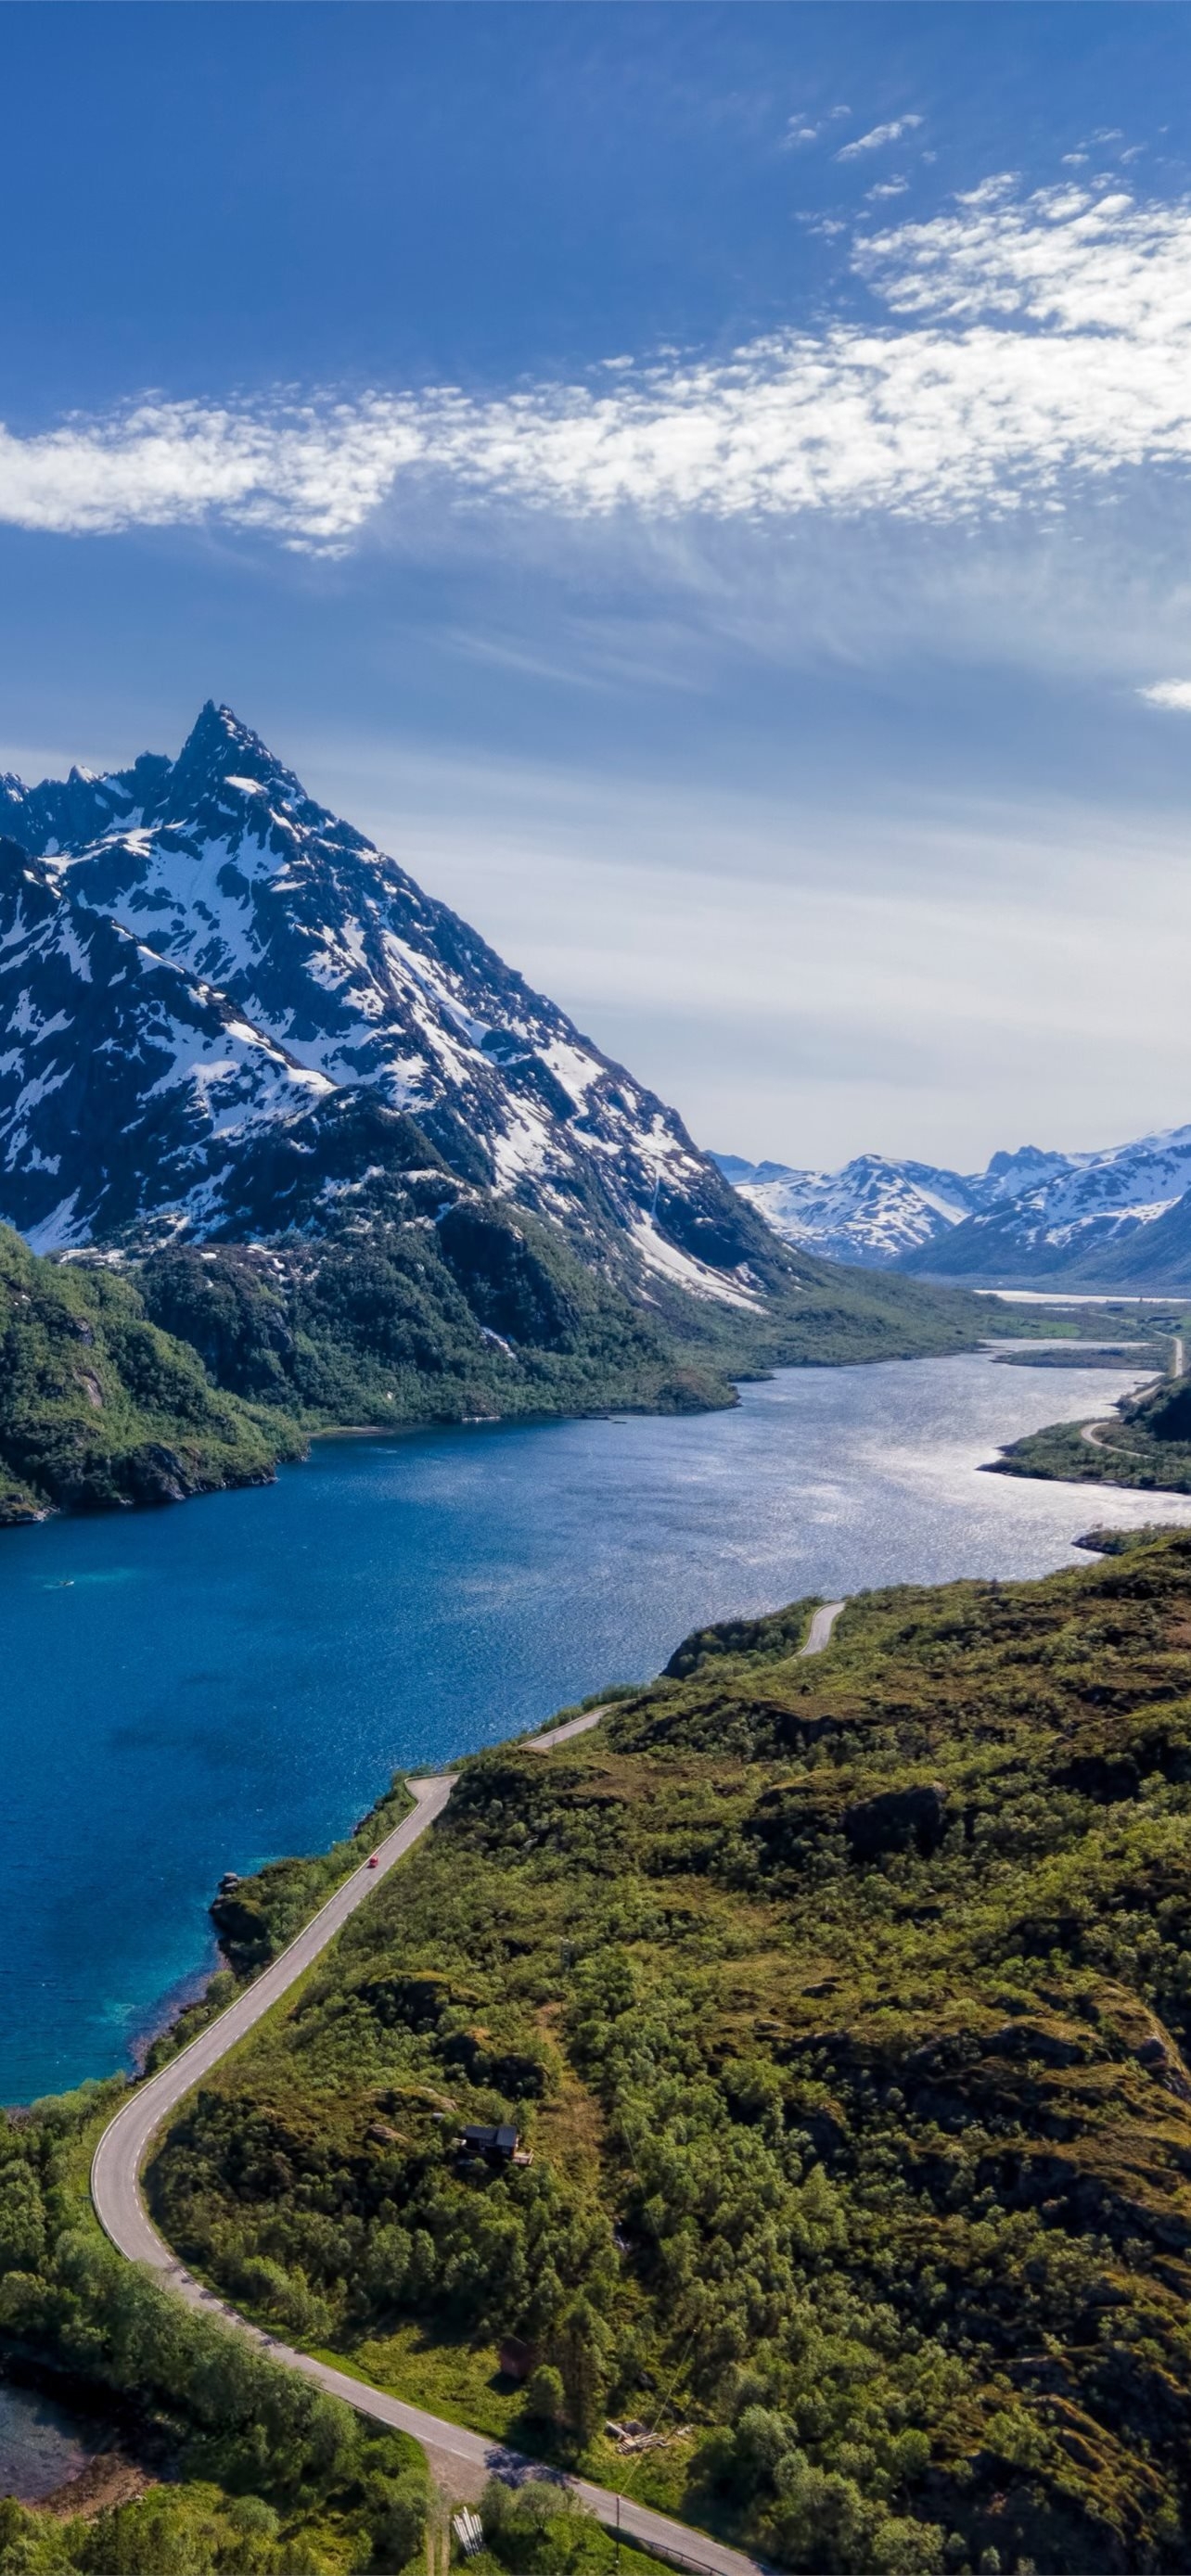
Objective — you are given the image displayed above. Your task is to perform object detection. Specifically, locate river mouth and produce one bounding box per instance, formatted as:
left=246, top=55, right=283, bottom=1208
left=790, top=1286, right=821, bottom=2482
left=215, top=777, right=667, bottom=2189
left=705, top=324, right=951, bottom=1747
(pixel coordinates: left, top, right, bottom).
left=4, top=1348, right=1191, bottom=2105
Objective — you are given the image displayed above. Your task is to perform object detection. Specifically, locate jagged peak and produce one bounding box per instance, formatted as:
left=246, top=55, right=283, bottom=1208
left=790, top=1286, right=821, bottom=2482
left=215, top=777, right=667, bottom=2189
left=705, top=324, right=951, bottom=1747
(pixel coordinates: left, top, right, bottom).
left=171, top=701, right=300, bottom=803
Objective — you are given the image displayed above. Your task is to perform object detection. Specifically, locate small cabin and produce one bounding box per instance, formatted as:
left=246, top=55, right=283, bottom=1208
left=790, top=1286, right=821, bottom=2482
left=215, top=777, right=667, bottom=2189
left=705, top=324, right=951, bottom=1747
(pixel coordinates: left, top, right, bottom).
left=457, top=2123, right=519, bottom=2165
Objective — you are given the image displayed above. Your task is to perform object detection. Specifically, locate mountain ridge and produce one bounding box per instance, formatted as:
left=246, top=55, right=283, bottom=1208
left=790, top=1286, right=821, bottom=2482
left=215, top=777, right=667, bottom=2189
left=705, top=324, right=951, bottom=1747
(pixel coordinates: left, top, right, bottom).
left=1, top=702, right=766, bottom=1310
left=722, top=1125, right=1191, bottom=1288
left=0, top=705, right=996, bottom=1508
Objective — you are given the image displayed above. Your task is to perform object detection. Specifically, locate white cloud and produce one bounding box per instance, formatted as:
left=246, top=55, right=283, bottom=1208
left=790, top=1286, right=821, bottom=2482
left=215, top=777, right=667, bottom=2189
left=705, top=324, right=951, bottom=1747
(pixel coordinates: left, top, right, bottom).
left=8, top=181, right=1191, bottom=550
left=782, top=102, right=850, bottom=148
left=836, top=115, right=923, bottom=162
left=866, top=177, right=909, bottom=202
left=1139, top=679, right=1191, bottom=710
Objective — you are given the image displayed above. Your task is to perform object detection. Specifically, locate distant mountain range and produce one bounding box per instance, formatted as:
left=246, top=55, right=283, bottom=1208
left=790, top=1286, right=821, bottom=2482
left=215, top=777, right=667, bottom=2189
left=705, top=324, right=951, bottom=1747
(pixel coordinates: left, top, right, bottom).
left=718, top=1129, right=1191, bottom=1288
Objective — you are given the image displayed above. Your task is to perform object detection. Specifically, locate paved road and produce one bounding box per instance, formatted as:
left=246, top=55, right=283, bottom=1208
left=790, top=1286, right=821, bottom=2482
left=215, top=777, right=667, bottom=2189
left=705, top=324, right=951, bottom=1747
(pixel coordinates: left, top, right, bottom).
left=1080, top=1337, right=1184, bottom=1457
left=90, top=1768, right=768, bottom=2576
left=92, top=1776, right=456, bottom=2272
left=800, top=1600, right=845, bottom=1656
left=532, top=1605, right=844, bottom=1746
left=525, top=1703, right=608, bottom=1751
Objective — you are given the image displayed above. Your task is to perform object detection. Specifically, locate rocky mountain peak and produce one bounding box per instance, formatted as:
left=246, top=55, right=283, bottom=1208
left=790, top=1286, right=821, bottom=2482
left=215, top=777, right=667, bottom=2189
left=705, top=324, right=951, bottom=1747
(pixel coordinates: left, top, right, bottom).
left=0, top=708, right=784, bottom=1311
left=164, top=701, right=301, bottom=815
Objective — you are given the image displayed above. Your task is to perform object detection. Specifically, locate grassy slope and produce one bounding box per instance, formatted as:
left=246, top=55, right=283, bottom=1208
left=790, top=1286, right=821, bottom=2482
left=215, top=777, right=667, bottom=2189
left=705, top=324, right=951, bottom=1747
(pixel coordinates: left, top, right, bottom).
left=0, top=1226, right=303, bottom=1526
left=133, top=1220, right=1015, bottom=1442
left=147, top=1530, right=1191, bottom=2575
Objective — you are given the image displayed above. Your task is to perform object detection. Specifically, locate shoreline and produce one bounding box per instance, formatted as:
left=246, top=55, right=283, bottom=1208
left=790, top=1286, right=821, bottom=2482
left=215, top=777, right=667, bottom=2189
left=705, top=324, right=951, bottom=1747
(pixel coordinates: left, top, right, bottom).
left=11, top=1341, right=1191, bottom=2107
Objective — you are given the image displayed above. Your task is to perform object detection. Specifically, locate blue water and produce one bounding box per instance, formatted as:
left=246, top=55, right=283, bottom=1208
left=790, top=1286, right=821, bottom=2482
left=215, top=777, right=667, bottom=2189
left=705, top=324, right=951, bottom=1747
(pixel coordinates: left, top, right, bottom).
left=3, top=1349, right=1188, bottom=2104
left=0, top=2378, right=99, bottom=2501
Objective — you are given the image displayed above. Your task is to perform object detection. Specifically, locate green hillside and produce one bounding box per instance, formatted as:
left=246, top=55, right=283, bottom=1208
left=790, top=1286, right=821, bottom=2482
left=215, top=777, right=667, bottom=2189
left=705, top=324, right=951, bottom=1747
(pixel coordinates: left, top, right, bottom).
left=129, top=1218, right=1008, bottom=1439
left=147, top=1529, right=1191, bottom=2574
left=994, top=1358, right=1191, bottom=1497
left=0, top=1226, right=301, bottom=1525
left=0, top=1193, right=1061, bottom=1532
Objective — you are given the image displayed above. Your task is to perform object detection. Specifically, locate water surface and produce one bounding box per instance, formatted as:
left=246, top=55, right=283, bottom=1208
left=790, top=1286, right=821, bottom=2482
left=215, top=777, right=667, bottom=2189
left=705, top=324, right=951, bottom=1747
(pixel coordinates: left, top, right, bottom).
left=0, top=2379, right=99, bottom=2503
left=3, top=1350, right=1188, bottom=2102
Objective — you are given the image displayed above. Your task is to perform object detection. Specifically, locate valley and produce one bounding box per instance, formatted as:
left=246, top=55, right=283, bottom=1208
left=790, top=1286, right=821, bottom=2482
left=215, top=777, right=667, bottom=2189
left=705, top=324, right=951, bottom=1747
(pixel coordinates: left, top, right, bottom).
left=0, top=1345, right=1178, bottom=2107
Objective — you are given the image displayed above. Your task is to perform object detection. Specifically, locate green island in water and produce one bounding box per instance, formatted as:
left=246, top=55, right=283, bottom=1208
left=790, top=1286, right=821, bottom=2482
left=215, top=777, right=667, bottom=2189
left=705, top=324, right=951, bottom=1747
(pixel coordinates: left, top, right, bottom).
left=10, top=1529, right=1191, bottom=2572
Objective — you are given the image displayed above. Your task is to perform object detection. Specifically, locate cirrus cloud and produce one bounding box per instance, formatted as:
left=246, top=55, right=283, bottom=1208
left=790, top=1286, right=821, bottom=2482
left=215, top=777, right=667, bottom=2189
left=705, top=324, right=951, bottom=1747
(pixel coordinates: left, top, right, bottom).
left=836, top=114, right=923, bottom=161
left=7, top=181, right=1191, bottom=553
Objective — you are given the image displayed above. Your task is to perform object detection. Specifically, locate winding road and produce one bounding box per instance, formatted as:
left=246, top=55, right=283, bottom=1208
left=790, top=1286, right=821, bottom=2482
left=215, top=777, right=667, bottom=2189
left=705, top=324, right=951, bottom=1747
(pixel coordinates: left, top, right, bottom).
left=800, top=1600, right=845, bottom=1656
left=92, top=1599, right=849, bottom=2575
left=525, top=1703, right=609, bottom=1751
left=1081, top=1334, right=1185, bottom=1457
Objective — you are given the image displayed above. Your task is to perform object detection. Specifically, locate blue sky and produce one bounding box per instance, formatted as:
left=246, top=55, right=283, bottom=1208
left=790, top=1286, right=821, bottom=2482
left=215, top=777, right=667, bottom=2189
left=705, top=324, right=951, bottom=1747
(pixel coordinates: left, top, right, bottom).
left=5, top=4, right=1191, bottom=1172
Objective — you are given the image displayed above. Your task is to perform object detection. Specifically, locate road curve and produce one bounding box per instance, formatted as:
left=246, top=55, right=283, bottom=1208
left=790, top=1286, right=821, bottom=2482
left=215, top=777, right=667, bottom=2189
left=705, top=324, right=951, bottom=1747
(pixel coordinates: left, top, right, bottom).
left=1080, top=1336, right=1185, bottom=1460
left=800, top=1600, right=845, bottom=1656
left=532, top=1601, right=846, bottom=1748
left=91, top=1769, right=768, bottom=2576
left=92, top=1775, right=457, bottom=2270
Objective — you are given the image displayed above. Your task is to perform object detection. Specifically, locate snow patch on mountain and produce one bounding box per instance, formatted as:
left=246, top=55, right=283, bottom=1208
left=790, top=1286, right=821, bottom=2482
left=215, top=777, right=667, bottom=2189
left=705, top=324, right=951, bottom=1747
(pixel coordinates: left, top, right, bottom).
left=0, top=707, right=776, bottom=1304
left=716, top=1152, right=981, bottom=1267
left=719, top=1123, right=1191, bottom=1286
left=629, top=1215, right=765, bottom=1310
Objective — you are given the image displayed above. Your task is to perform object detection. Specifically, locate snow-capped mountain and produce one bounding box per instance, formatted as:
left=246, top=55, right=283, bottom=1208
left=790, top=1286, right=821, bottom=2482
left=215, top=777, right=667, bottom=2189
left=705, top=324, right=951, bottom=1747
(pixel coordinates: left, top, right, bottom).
left=0, top=704, right=773, bottom=1308
left=719, top=1128, right=1191, bottom=1287
left=899, top=1124, right=1191, bottom=1284
left=715, top=1154, right=980, bottom=1267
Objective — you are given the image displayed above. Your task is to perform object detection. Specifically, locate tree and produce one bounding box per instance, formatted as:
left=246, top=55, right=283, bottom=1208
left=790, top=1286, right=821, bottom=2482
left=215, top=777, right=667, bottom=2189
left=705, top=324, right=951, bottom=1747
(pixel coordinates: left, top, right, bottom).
left=524, top=2365, right=566, bottom=2426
